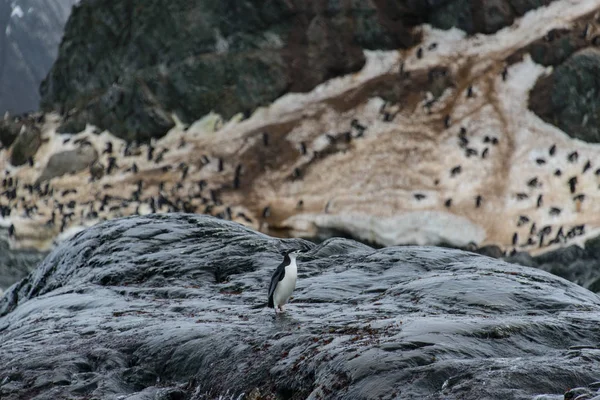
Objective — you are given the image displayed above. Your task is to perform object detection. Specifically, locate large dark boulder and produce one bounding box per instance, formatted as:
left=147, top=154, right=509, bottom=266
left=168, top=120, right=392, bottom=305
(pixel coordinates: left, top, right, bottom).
left=529, top=47, right=600, bottom=143
left=1, top=214, right=599, bottom=399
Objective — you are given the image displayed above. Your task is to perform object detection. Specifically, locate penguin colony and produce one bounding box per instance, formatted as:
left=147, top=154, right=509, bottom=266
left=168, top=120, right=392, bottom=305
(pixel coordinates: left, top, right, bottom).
left=2, top=8, right=600, bottom=255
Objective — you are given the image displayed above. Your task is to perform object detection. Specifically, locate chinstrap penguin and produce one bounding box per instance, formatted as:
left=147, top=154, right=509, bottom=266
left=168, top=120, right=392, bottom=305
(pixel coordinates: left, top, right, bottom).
left=268, top=249, right=302, bottom=313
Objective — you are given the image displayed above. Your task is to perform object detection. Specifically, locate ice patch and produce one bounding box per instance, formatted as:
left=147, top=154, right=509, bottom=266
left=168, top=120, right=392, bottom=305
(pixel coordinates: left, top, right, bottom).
left=11, top=5, right=24, bottom=18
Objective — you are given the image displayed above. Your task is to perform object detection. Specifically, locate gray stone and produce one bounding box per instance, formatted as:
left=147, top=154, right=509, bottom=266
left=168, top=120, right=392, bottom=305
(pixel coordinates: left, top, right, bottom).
left=35, top=144, right=98, bottom=184
left=475, top=244, right=504, bottom=258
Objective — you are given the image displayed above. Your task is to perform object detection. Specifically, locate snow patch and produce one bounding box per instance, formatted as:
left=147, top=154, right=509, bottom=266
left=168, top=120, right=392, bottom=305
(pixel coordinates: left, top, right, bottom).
left=11, top=5, right=24, bottom=18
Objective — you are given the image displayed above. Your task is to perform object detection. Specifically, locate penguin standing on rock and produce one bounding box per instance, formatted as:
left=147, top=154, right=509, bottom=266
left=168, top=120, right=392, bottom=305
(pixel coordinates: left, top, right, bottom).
left=268, top=249, right=302, bottom=313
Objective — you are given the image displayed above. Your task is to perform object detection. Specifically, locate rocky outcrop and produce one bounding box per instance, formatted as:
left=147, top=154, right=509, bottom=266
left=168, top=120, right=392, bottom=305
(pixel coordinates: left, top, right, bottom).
left=0, top=0, right=77, bottom=115
left=40, top=0, right=414, bottom=141
left=1, top=214, right=599, bottom=399
left=35, top=143, right=98, bottom=184
left=529, top=47, right=600, bottom=143
left=39, top=0, right=560, bottom=142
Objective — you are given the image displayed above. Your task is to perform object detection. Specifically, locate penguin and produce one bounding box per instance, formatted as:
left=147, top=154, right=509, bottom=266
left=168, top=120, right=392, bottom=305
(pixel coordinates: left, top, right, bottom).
left=300, top=142, right=307, bottom=155
left=475, top=195, right=482, bottom=208
left=568, top=176, right=577, bottom=194
left=583, top=160, right=592, bottom=173
left=450, top=165, right=462, bottom=177
left=549, top=207, right=561, bottom=216
left=554, top=169, right=562, bottom=177
left=414, top=193, right=426, bottom=201
left=466, top=85, right=474, bottom=98
left=292, top=168, right=302, bottom=180
left=147, top=144, right=155, bottom=161
left=567, top=151, right=578, bottom=163
left=350, top=119, right=366, bottom=137
left=536, top=194, right=543, bottom=208
left=535, top=158, right=546, bottom=165
left=262, top=206, right=271, bottom=218
left=482, top=148, right=489, bottom=159
left=416, top=47, right=423, bottom=59
left=444, top=198, right=452, bottom=208
left=268, top=249, right=302, bottom=313
left=465, top=148, right=478, bottom=157
left=527, top=177, right=540, bottom=188
left=549, top=144, right=556, bottom=156
left=517, top=215, right=530, bottom=226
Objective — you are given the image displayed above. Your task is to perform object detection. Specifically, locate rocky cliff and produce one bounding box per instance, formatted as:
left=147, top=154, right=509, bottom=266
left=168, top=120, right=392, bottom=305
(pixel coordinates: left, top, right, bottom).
left=40, top=0, right=557, bottom=142
left=0, top=0, right=77, bottom=115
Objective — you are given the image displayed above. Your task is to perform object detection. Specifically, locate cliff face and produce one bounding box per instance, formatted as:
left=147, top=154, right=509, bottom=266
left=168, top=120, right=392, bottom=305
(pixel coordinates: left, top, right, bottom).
left=0, top=0, right=77, bottom=115
left=39, top=0, right=556, bottom=142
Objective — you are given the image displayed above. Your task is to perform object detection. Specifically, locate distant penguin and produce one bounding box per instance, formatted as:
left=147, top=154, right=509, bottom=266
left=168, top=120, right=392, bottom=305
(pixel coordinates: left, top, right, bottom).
left=567, top=151, right=578, bottom=163
left=568, top=176, right=578, bottom=194
left=300, top=142, right=307, bottom=155
left=583, top=160, right=592, bottom=173
left=549, top=144, right=556, bottom=156
left=268, top=249, right=302, bottom=313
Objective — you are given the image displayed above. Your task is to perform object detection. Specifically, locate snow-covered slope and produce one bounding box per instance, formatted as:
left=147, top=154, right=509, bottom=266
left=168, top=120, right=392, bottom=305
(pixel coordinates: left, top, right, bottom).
left=0, top=0, right=77, bottom=115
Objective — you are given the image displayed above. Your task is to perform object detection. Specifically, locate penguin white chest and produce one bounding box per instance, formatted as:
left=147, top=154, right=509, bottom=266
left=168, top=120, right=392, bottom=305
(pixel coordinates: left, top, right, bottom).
left=273, top=260, right=297, bottom=307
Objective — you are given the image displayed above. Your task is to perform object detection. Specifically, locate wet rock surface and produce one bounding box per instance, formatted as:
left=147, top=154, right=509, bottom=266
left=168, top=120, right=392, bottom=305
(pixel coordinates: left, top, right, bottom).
left=1, top=214, right=600, bottom=399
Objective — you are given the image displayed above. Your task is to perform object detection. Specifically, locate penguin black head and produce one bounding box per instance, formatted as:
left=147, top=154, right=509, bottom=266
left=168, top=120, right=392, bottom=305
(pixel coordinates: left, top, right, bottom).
left=283, top=249, right=303, bottom=261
